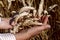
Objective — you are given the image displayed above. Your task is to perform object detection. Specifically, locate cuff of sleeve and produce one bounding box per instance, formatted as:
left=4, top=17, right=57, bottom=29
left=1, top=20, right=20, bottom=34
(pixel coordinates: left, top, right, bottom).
left=0, top=33, right=16, bottom=40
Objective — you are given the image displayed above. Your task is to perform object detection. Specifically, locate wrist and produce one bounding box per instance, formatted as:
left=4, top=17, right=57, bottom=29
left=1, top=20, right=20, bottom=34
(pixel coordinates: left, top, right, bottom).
left=15, top=34, right=21, bottom=40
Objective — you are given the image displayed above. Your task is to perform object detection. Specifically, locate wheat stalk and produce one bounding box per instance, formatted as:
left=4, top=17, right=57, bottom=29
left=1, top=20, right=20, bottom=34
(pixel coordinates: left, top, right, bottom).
left=38, top=0, right=44, bottom=18
left=8, top=0, right=15, bottom=9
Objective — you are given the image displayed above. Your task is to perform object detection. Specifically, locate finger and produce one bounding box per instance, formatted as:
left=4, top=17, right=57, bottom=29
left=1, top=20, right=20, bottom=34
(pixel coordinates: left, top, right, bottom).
left=41, top=15, right=46, bottom=22
left=43, top=15, right=50, bottom=25
left=3, top=24, right=12, bottom=29
left=11, top=21, right=16, bottom=26
left=0, top=24, right=12, bottom=29
left=5, top=25, right=12, bottom=29
left=34, top=24, right=51, bottom=31
left=39, top=25, right=51, bottom=30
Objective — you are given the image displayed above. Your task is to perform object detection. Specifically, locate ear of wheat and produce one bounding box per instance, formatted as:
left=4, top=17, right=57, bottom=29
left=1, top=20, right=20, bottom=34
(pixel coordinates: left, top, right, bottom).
left=10, top=0, right=44, bottom=34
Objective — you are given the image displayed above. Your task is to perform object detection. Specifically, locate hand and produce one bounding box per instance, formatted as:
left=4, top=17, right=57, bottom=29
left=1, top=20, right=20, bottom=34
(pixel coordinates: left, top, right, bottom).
left=0, top=18, right=13, bottom=29
left=15, top=15, right=51, bottom=40
left=0, top=16, right=50, bottom=40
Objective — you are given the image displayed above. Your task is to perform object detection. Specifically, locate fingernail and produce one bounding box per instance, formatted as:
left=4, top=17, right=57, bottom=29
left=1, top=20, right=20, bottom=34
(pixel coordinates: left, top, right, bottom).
left=47, top=25, right=51, bottom=28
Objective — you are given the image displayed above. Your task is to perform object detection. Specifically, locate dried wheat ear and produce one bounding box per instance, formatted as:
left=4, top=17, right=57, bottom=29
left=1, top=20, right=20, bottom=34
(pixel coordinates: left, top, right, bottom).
left=10, top=6, right=48, bottom=34
left=9, top=0, right=44, bottom=34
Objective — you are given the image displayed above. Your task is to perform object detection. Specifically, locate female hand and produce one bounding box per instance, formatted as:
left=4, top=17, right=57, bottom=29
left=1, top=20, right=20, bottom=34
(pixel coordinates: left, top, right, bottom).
left=0, top=18, right=13, bottom=29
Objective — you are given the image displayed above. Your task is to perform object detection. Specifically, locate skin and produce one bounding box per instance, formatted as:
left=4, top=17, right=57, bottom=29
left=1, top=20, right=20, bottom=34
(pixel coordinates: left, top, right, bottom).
left=0, top=16, right=50, bottom=40
left=0, top=18, right=12, bottom=29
